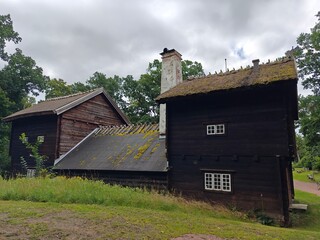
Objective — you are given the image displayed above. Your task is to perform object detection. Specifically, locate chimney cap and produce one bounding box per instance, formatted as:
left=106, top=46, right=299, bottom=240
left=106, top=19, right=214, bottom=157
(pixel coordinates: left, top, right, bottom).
left=252, top=59, right=260, bottom=68
left=160, top=48, right=178, bottom=56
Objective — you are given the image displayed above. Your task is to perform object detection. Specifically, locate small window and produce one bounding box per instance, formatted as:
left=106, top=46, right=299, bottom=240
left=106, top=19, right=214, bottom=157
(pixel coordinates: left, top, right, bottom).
left=207, top=124, right=225, bottom=135
left=27, top=168, right=36, bottom=178
left=204, top=173, right=231, bottom=192
left=37, top=136, right=45, bottom=143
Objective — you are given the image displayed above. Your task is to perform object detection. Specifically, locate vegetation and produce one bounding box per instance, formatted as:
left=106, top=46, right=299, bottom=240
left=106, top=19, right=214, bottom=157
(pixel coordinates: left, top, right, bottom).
left=19, top=133, right=47, bottom=177
left=0, top=177, right=319, bottom=239
left=294, top=12, right=320, bottom=171
left=0, top=14, right=48, bottom=175
left=44, top=58, right=204, bottom=124
left=293, top=167, right=320, bottom=183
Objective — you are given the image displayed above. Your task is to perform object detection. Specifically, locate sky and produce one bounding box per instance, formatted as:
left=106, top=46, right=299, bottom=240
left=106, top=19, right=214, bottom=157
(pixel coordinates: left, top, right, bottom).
left=1, top=0, right=319, bottom=97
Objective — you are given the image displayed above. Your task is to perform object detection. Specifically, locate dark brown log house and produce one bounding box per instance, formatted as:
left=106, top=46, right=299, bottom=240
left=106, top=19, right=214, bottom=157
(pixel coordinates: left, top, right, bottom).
left=156, top=49, right=298, bottom=225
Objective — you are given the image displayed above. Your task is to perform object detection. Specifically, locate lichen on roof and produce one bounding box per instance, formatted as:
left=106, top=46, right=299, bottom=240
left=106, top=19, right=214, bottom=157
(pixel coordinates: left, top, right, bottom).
left=156, top=57, right=297, bottom=103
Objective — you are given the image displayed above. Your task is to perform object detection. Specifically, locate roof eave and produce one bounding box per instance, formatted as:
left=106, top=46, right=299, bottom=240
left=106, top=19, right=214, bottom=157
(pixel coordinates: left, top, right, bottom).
left=156, top=77, right=298, bottom=104
left=2, top=111, right=56, bottom=122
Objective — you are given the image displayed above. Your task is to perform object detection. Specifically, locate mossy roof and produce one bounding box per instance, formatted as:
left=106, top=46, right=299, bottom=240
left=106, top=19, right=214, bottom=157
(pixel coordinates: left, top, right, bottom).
left=156, top=57, right=297, bottom=103
left=54, top=124, right=167, bottom=172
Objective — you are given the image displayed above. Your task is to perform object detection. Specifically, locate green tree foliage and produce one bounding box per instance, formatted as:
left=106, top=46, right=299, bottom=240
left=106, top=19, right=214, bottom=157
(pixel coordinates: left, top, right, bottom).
left=123, top=59, right=204, bottom=123
left=0, top=14, right=21, bottom=61
left=297, top=95, right=320, bottom=170
left=0, top=49, right=48, bottom=111
left=0, top=14, right=48, bottom=174
left=86, top=72, right=126, bottom=109
left=294, top=12, right=320, bottom=170
left=182, top=60, right=205, bottom=80
left=19, top=133, right=47, bottom=177
left=123, top=60, right=161, bottom=123
left=294, top=11, right=320, bottom=95
left=45, top=78, right=72, bottom=99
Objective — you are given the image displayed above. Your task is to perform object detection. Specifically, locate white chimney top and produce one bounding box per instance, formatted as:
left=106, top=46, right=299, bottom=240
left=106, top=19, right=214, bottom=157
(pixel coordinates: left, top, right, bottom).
left=159, top=48, right=183, bottom=138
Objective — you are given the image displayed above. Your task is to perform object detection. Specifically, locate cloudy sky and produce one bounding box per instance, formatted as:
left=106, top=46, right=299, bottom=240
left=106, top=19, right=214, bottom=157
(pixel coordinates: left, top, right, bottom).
left=1, top=0, right=319, bottom=96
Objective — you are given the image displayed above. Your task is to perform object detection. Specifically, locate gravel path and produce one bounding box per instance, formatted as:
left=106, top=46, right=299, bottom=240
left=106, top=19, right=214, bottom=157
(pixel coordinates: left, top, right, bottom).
left=294, top=180, right=320, bottom=196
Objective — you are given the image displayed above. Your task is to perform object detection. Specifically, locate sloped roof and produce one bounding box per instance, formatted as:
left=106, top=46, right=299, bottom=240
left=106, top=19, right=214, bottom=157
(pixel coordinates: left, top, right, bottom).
left=3, top=88, right=130, bottom=124
left=156, top=57, right=298, bottom=103
left=54, top=124, right=167, bottom=172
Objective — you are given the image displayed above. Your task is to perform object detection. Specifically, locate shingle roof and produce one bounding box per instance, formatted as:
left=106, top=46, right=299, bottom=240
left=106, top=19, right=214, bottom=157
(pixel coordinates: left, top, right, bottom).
left=3, top=88, right=130, bottom=124
left=156, top=57, right=298, bottom=103
left=54, top=124, right=167, bottom=172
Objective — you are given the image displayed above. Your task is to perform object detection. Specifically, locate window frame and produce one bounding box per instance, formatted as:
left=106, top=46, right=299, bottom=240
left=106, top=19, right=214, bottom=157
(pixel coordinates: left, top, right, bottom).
left=204, top=172, right=232, bottom=192
left=26, top=168, right=36, bottom=178
left=206, top=124, right=225, bottom=135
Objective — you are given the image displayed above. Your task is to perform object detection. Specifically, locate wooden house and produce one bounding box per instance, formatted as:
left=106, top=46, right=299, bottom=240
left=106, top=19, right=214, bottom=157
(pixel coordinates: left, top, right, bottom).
left=156, top=49, right=298, bottom=225
left=3, top=88, right=130, bottom=174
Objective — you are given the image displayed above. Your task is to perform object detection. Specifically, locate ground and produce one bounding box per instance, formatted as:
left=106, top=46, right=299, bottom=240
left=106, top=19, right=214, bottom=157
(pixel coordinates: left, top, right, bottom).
left=294, top=180, right=320, bottom=196
left=0, top=180, right=319, bottom=240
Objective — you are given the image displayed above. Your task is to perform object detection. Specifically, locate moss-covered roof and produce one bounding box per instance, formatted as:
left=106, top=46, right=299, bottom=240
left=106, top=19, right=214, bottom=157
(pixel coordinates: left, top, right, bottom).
left=54, top=124, right=167, bottom=172
left=156, top=57, right=297, bottom=103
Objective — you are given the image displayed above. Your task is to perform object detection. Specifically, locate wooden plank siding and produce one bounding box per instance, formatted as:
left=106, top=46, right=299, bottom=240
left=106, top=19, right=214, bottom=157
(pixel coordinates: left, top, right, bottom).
left=166, top=82, right=296, bottom=223
left=58, top=94, right=126, bottom=156
left=56, top=170, right=168, bottom=190
left=10, top=115, right=58, bottom=172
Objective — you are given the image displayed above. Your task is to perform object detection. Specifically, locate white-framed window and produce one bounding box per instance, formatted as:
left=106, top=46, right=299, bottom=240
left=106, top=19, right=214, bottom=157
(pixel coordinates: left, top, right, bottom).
left=27, top=168, right=36, bottom=178
left=204, top=173, right=231, bottom=192
left=37, top=136, right=45, bottom=143
left=207, top=124, right=225, bottom=135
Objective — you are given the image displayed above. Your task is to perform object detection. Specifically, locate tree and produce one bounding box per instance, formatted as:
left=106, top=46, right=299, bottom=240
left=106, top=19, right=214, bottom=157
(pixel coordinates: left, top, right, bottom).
left=294, top=12, right=320, bottom=170
left=86, top=72, right=126, bottom=108
left=45, top=78, right=72, bottom=99
left=294, top=11, right=320, bottom=95
left=182, top=60, right=205, bottom=80
left=0, top=14, right=48, bottom=174
left=0, top=49, right=48, bottom=112
left=297, top=95, right=320, bottom=170
left=0, top=14, right=21, bottom=61
left=122, top=59, right=205, bottom=123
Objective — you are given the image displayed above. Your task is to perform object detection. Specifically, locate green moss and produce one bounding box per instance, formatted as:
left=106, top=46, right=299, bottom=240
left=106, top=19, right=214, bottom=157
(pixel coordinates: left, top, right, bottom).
left=151, top=143, right=160, bottom=154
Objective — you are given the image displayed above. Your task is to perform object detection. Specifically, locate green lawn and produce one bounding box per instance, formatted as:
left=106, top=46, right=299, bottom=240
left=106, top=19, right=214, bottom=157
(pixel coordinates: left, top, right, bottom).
left=293, top=168, right=320, bottom=183
left=0, top=177, right=319, bottom=239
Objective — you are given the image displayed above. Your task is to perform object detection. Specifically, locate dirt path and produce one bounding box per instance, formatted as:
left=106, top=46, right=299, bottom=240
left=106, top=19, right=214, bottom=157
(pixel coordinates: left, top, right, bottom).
left=294, top=180, right=320, bottom=196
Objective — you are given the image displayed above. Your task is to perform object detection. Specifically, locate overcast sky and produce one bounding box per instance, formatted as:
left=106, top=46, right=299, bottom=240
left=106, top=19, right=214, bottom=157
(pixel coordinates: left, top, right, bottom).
left=1, top=0, right=319, bottom=97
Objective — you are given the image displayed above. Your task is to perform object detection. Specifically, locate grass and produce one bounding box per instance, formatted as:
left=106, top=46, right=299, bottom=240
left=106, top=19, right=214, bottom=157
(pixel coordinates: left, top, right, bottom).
left=293, top=168, right=320, bottom=183
left=0, top=177, right=319, bottom=239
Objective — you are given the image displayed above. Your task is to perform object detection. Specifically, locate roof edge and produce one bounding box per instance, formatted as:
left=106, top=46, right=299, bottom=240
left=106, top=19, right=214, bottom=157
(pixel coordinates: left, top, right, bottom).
left=54, top=87, right=131, bottom=125
left=2, top=110, right=55, bottom=122
left=54, top=127, right=99, bottom=166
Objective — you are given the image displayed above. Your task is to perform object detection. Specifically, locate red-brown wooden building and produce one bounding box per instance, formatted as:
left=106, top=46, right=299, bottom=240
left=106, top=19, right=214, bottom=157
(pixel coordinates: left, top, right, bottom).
left=3, top=88, right=130, bottom=173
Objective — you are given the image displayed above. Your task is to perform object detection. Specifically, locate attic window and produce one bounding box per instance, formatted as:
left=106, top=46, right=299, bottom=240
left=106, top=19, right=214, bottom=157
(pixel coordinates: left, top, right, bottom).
left=207, top=124, right=225, bottom=135
left=204, top=173, right=231, bottom=192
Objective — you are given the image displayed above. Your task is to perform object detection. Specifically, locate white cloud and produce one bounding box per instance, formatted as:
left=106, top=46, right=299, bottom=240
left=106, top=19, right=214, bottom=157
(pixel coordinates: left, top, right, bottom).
left=1, top=0, right=319, bottom=97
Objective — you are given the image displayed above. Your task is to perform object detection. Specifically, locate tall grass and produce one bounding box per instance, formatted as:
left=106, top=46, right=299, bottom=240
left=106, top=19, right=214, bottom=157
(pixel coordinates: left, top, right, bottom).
left=0, top=176, right=236, bottom=219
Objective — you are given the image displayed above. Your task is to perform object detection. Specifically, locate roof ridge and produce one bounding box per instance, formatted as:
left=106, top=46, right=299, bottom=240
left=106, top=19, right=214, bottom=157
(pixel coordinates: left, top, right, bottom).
left=44, top=88, right=99, bottom=102
left=186, top=56, right=294, bottom=81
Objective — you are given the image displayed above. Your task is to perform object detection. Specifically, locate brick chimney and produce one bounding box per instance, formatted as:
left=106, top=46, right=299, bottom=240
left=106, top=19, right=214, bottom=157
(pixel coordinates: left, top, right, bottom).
left=159, top=48, right=183, bottom=138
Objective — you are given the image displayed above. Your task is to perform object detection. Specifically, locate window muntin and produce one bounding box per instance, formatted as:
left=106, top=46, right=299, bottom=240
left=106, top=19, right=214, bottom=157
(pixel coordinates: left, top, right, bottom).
left=207, top=124, right=225, bottom=135
left=204, top=173, right=231, bottom=192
